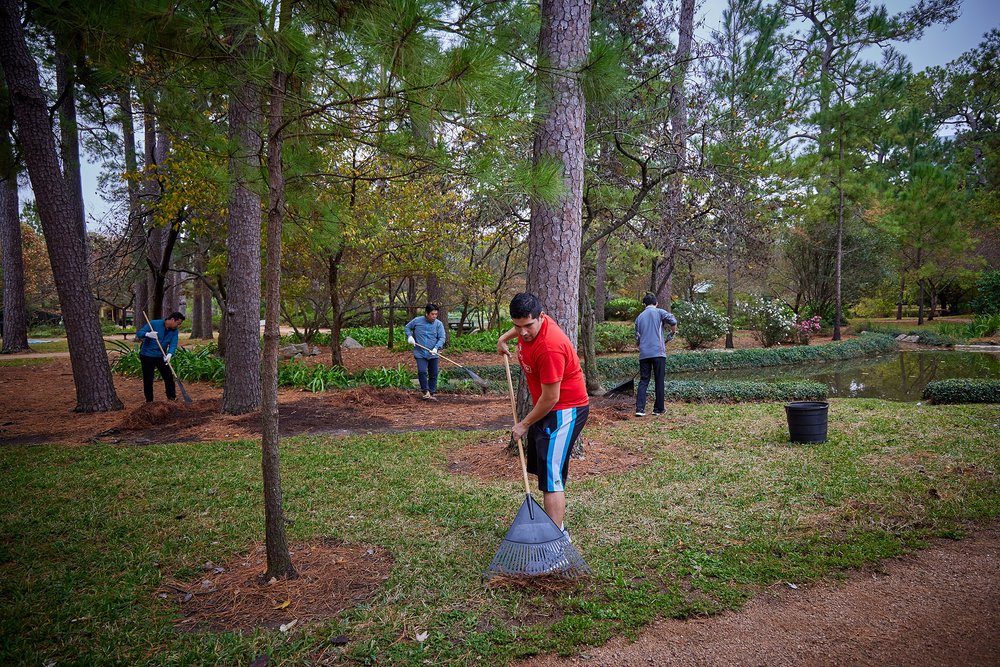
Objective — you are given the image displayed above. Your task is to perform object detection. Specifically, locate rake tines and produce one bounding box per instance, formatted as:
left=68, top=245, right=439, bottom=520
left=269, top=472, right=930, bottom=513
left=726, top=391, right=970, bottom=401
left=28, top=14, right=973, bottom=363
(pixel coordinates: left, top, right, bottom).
left=483, top=495, right=592, bottom=580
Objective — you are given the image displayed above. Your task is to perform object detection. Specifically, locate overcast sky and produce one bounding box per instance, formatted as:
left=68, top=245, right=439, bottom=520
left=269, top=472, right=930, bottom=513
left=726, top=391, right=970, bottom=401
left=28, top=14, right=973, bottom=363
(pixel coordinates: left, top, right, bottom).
left=54, top=0, right=1000, bottom=227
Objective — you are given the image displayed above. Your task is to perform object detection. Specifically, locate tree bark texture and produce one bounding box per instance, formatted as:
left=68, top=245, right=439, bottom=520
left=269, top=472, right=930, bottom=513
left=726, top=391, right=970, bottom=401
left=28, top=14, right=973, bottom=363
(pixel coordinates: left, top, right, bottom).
left=526, top=0, right=592, bottom=348
left=142, top=94, right=162, bottom=318
left=261, top=57, right=295, bottom=580
left=426, top=272, right=448, bottom=345
left=221, top=19, right=263, bottom=415
left=578, top=265, right=601, bottom=394
left=55, top=48, right=86, bottom=242
left=0, top=0, right=122, bottom=411
left=594, top=238, right=607, bottom=323
left=328, top=250, right=344, bottom=367
left=119, top=86, right=147, bottom=327
left=1, top=175, right=29, bottom=353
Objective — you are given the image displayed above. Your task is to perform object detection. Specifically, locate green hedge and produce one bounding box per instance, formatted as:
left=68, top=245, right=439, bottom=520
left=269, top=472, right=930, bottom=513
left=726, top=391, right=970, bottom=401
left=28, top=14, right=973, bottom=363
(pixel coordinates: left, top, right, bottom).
left=466, top=333, right=898, bottom=383
left=854, top=322, right=959, bottom=346
left=661, top=380, right=828, bottom=402
left=281, top=327, right=498, bottom=353
left=922, top=379, right=1000, bottom=404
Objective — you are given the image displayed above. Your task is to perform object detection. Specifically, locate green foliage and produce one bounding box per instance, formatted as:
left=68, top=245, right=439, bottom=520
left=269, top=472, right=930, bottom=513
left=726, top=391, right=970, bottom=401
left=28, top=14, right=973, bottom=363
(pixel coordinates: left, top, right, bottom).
left=595, top=323, right=634, bottom=353
left=933, top=313, right=1000, bottom=340
left=605, top=298, right=643, bottom=320
left=662, top=380, right=828, bottom=402
left=971, top=270, right=1000, bottom=315
left=113, top=348, right=413, bottom=392
left=355, top=365, right=412, bottom=389
left=465, top=334, right=899, bottom=382
left=444, top=331, right=499, bottom=353
left=739, top=297, right=796, bottom=347
left=673, top=301, right=730, bottom=349
left=278, top=361, right=351, bottom=392
left=854, top=322, right=959, bottom=346
left=852, top=296, right=897, bottom=319
left=922, top=379, right=1000, bottom=404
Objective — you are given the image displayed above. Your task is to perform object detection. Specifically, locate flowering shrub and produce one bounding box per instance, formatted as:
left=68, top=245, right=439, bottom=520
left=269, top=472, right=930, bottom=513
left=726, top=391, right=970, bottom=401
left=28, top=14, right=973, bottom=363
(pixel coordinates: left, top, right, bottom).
left=739, top=297, right=796, bottom=347
left=673, top=301, right=730, bottom=349
left=793, top=315, right=823, bottom=344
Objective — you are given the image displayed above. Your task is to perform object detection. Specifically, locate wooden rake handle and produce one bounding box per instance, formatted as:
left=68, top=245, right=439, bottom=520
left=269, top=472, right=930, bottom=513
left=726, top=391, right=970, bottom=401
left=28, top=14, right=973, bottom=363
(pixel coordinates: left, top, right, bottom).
left=503, top=355, right=532, bottom=496
left=412, top=341, right=463, bottom=369
left=143, top=311, right=178, bottom=376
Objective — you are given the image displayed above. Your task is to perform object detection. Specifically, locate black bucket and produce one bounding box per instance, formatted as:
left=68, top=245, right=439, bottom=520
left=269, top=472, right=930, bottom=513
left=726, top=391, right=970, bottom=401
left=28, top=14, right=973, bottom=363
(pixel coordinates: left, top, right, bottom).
left=784, top=401, right=829, bottom=443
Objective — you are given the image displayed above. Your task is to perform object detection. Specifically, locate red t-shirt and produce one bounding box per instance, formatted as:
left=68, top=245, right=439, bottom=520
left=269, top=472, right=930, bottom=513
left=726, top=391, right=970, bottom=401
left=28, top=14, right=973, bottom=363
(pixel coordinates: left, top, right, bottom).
left=516, top=315, right=589, bottom=410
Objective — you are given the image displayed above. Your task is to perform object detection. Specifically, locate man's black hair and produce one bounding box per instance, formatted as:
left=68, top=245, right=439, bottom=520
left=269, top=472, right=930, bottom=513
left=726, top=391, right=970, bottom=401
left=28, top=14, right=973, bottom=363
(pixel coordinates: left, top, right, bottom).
left=642, top=293, right=657, bottom=307
left=425, top=303, right=439, bottom=314
left=509, top=292, right=542, bottom=319
left=168, top=311, right=186, bottom=321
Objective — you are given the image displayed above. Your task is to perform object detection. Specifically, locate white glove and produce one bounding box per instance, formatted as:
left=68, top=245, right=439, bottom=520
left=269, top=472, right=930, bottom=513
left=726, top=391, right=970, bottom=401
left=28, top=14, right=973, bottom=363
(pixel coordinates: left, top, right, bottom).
left=164, top=353, right=172, bottom=363
left=430, top=348, right=438, bottom=355
left=407, top=335, right=416, bottom=345
left=145, top=330, right=158, bottom=339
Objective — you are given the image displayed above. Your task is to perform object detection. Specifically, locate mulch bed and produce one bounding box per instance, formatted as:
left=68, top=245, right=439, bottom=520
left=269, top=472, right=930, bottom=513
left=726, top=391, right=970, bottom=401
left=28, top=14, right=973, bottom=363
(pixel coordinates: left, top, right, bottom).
left=158, top=539, right=393, bottom=633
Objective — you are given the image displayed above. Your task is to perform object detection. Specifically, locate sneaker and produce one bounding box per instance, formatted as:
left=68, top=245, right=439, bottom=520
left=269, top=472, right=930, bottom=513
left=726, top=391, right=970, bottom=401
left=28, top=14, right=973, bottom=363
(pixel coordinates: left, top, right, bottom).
left=421, top=391, right=431, bottom=400
left=635, top=411, right=646, bottom=417
left=427, top=393, right=438, bottom=401
left=652, top=411, right=665, bottom=416
left=561, top=526, right=572, bottom=543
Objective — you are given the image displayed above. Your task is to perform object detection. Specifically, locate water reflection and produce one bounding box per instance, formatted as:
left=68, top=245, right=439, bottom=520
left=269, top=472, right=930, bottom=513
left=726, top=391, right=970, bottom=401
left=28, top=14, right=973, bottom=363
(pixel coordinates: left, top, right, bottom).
left=667, top=350, right=1000, bottom=402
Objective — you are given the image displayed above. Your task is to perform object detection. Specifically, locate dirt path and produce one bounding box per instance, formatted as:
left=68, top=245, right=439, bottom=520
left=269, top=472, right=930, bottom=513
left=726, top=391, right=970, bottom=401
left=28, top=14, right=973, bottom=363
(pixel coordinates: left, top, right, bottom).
left=522, top=523, right=1000, bottom=667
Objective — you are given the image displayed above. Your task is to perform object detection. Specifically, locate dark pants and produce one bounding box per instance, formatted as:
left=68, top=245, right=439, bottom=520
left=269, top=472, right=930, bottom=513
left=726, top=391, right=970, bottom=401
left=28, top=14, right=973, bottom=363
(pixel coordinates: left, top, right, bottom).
left=636, top=356, right=665, bottom=414
left=141, top=354, right=176, bottom=402
left=415, top=356, right=439, bottom=394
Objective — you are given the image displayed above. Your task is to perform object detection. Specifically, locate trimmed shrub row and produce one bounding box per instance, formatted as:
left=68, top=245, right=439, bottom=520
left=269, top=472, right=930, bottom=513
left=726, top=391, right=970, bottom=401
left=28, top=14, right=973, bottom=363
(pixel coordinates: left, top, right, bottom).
left=661, top=380, right=828, bottom=403
left=466, top=334, right=897, bottom=385
left=922, top=379, right=1000, bottom=404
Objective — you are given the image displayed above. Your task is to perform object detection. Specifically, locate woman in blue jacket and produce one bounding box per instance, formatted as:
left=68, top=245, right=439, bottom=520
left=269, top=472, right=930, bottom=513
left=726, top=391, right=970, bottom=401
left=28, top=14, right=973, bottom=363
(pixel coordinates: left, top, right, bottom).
left=404, top=303, right=447, bottom=400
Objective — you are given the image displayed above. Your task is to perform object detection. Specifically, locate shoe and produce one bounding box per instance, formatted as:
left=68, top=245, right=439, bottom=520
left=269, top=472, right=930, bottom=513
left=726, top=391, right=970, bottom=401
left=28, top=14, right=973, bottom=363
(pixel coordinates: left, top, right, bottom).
left=561, top=525, right=571, bottom=543
left=421, top=391, right=431, bottom=400
left=427, top=393, right=438, bottom=401
left=635, top=411, right=646, bottom=417
left=652, top=411, right=664, bottom=416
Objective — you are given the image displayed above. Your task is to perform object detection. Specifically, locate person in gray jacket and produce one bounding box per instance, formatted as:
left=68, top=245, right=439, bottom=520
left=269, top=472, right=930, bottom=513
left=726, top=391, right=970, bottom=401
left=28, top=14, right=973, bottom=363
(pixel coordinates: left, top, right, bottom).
left=634, top=293, right=678, bottom=416
left=405, top=303, right=447, bottom=400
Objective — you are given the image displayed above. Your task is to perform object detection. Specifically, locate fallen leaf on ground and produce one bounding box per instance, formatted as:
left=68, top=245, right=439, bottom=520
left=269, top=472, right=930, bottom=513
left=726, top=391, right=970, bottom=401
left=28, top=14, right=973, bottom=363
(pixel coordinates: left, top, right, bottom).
left=273, top=600, right=291, bottom=610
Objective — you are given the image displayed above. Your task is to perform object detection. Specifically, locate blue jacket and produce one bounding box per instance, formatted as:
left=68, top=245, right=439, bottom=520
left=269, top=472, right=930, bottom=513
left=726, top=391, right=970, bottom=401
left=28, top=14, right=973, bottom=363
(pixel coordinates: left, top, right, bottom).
left=635, top=306, right=678, bottom=360
left=136, top=320, right=179, bottom=358
left=404, top=315, right=446, bottom=359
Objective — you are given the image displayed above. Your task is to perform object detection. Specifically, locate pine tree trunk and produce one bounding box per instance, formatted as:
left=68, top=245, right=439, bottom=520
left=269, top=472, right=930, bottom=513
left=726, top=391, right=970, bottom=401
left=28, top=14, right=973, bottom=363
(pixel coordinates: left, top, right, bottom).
left=427, top=272, right=448, bottom=345
left=55, top=48, right=86, bottom=243
left=191, top=270, right=204, bottom=339
left=142, top=93, right=161, bottom=318
left=896, top=273, right=905, bottom=320
left=119, top=86, right=147, bottom=328
left=594, top=238, right=607, bottom=323
left=328, top=249, right=344, bottom=367
left=0, top=0, right=121, bottom=411
left=526, top=0, right=592, bottom=348
left=261, top=56, right=295, bottom=580
left=725, top=224, right=735, bottom=349
left=578, top=265, right=601, bottom=394
left=221, top=18, right=263, bottom=415
left=655, top=0, right=694, bottom=308
left=1, top=175, right=29, bottom=353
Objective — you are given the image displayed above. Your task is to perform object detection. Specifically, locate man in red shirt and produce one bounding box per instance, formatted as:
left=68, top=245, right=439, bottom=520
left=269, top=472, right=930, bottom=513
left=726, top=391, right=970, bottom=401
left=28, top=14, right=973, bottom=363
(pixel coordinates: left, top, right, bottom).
left=497, top=292, right=589, bottom=537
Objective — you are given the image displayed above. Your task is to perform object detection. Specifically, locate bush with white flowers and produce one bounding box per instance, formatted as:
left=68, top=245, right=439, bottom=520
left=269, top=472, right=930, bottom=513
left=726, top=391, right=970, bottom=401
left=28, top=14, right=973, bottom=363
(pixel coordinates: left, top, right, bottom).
left=739, top=297, right=796, bottom=347
left=673, top=300, right=730, bottom=349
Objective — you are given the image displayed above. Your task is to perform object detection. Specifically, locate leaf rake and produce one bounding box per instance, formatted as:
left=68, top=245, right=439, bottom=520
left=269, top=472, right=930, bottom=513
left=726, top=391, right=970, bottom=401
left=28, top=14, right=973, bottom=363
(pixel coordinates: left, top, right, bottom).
left=483, top=356, right=591, bottom=580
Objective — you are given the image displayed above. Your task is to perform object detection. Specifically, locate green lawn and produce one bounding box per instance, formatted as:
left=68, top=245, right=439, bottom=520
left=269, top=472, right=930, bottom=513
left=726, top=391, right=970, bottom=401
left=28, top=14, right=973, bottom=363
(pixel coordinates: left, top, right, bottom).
left=2, top=400, right=998, bottom=665
left=0, top=357, right=52, bottom=367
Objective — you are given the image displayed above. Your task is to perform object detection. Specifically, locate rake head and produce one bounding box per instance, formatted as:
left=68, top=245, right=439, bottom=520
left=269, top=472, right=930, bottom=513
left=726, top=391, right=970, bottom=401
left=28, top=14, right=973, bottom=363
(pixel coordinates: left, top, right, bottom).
left=463, top=368, right=492, bottom=390
left=483, top=495, right=591, bottom=580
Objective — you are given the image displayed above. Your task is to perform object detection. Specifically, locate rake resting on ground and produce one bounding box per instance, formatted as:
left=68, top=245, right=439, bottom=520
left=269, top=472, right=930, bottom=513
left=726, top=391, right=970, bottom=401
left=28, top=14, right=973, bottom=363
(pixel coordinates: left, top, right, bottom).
left=482, top=356, right=591, bottom=580
left=412, top=341, right=491, bottom=389
left=142, top=312, right=193, bottom=405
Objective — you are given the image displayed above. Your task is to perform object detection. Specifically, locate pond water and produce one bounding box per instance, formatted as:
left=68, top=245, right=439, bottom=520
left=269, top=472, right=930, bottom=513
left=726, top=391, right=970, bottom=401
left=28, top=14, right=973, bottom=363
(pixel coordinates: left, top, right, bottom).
left=665, top=350, right=1000, bottom=402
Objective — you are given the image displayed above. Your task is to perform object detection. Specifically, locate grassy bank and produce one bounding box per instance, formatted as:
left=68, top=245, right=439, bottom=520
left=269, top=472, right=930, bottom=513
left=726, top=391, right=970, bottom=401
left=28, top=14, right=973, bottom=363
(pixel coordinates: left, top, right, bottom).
left=2, top=400, right=998, bottom=665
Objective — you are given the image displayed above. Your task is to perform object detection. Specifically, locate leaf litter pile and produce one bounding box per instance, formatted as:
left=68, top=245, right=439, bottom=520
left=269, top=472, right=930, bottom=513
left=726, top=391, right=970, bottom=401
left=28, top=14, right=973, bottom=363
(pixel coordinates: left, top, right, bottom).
left=158, top=539, right=393, bottom=633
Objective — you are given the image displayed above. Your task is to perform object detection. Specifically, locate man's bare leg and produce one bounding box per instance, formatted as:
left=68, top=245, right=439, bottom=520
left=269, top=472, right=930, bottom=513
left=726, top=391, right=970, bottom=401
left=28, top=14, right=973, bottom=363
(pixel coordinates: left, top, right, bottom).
left=542, top=491, right=566, bottom=528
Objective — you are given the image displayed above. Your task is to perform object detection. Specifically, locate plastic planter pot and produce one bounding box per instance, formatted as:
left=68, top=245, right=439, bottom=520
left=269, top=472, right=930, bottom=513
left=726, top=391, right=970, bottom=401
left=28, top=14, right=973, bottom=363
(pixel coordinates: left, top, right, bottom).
left=784, top=401, right=829, bottom=443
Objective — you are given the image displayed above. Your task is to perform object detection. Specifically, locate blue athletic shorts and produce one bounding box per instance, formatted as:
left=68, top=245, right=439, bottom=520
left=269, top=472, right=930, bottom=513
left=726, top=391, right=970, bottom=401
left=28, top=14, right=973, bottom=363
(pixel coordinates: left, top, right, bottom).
left=525, top=405, right=589, bottom=493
